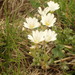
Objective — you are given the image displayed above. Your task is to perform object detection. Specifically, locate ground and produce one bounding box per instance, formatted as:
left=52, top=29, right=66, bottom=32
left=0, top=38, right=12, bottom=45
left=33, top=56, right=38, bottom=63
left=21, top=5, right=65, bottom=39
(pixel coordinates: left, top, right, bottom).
left=0, top=0, right=75, bottom=75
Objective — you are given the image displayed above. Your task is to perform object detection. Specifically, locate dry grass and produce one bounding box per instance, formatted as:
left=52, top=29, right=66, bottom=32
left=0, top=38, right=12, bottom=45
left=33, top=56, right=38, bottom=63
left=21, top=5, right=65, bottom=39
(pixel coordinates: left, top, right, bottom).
left=0, top=0, right=34, bottom=19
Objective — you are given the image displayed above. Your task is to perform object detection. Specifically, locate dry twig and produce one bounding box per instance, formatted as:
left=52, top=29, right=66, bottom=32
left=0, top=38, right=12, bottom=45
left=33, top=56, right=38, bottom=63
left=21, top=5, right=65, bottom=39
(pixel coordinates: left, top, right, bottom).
left=54, top=57, right=75, bottom=63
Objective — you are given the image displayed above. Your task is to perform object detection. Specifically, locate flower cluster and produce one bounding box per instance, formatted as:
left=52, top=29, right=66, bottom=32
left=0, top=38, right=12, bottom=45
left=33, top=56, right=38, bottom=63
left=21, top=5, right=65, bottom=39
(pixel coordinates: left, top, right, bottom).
left=23, top=1, right=60, bottom=69
left=28, top=29, right=57, bottom=44
left=23, top=1, right=60, bottom=44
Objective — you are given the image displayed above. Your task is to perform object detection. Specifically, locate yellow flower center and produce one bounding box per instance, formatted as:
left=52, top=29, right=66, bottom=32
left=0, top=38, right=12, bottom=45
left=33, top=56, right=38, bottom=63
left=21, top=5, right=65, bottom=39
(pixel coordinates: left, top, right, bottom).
left=30, top=25, right=34, bottom=29
left=34, top=39, right=39, bottom=43
left=45, top=22, right=50, bottom=26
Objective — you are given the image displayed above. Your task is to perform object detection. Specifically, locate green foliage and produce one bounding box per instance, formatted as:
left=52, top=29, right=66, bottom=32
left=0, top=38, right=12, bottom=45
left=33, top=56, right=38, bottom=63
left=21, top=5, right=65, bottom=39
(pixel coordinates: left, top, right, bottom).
left=29, top=45, right=50, bottom=69
left=29, top=0, right=49, bottom=8
left=29, top=0, right=41, bottom=8
left=0, top=12, right=28, bottom=75
left=52, top=45, right=65, bottom=58
left=57, top=28, right=74, bottom=45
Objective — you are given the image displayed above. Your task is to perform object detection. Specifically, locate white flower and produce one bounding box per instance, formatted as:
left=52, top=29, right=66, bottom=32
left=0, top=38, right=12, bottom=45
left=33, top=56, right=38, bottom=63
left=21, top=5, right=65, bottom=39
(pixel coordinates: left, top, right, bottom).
left=44, top=29, right=57, bottom=42
left=41, top=13, right=56, bottom=27
left=38, top=7, right=50, bottom=16
left=47, top=1, right=60, bottom=12
left=24, top=17, right=41, bottom=29
left=28, top=30, right=44, bottom=44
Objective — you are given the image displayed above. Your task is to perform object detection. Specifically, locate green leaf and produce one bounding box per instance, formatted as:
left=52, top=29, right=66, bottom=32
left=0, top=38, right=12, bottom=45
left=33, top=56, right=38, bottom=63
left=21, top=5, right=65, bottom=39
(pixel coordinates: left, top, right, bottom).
left=52, top=45, right=65, bottom=58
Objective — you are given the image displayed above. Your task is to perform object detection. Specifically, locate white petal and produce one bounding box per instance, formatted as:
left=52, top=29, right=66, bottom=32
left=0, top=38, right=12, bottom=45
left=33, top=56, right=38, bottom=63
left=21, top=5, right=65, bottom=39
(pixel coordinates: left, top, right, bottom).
left=28, top=35, right=34, bottom=42
left=24, top=22, right=29, bottom=28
